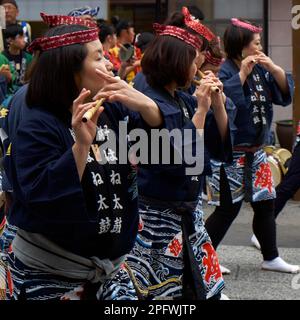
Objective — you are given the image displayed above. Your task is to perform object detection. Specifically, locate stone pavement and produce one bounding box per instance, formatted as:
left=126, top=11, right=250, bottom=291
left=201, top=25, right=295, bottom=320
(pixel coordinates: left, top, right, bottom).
left=203, top=200, right=300, bottom=300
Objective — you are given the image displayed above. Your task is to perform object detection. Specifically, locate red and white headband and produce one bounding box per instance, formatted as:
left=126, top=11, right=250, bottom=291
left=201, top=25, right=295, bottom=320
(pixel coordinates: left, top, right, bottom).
left=153, top=23, right=202, bottom=50
left=27, top=28, right=99, bottom=53
left=231, top=18, right=262, bottom=33
left=40, top=12, right=98, bottom=28
left=182, top=6, right=215, bottom=42
left=205, top=50, right=224, bottom=66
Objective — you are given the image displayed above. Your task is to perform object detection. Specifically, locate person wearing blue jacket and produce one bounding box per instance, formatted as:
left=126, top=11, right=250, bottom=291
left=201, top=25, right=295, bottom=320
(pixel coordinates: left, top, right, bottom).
left=2, top=23, right=164, bottom=300
left=125, top=20, right=234, bottom=300
left=205, top=18, right=299, bottom=274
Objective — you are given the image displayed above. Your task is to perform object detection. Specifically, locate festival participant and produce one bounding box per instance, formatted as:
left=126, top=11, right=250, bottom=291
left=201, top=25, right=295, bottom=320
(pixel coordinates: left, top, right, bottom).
left=200, top=36, right=225, bottom=74
left=124, top=20, right=232, bottom=300
left=251, top=120, right=300, bottom=250
left=0, top=13, right=103, bottom=300
left=274, top=120, right=300, bottom=217
left=109, top=18, right=141, bottom=83
left=0, top=0, right=32, bottom=50
left=205, top=18, right=299, bottom=274
left=3, top=23, right=163, bottom=300
left=2, top=24, right=32, bottom=88
left=98, top=22, right=119, bottom=75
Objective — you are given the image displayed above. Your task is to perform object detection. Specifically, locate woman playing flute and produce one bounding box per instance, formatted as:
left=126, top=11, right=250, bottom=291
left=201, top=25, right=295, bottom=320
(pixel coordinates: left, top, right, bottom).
left=122, top=13, right=234, bottom=299
left=2, top=20, right=163, bottom=300
left=205, top=18, right=299, bottom=274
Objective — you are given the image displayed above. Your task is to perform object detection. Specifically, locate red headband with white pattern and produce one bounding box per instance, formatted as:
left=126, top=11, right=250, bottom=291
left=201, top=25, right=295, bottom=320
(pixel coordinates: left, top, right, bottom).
left=182, top=6, right=215, bottom=42
left=40, top=12, right=98, bottom=28
left=27, top=28, right=99, bottom=53
left=153, top=23, right=202, bottom=49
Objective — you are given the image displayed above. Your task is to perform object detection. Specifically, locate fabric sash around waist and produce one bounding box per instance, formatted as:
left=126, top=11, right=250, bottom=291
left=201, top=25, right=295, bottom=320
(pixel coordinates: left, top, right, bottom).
left=233, top=145, right=263, bottom=153
left=13, top=229, right=126, bottom=284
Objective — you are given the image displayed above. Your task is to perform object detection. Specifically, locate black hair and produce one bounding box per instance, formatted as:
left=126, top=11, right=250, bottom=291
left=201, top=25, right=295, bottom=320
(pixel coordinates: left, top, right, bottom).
left=98, top=23, right=115, bottom=43
left=224, top=19, right=261, bottom=60
left=135, top=32, right=154, bottom=53
left=26, top=24, right=89, bottom=123
left=115, top=20, right=133, bottom=37
left=111, top=15, right=120, bottom=28
left=142, top=35, right=196, bottom=88
left=187, top=5, right=205, bottom=21
left=3, top=23, right=23, bottom=40
left=0, top=0, right=18, bottom=9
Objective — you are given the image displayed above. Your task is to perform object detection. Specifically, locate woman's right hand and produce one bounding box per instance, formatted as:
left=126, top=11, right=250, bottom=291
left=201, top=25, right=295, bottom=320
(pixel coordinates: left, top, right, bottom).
left=194, top=77, right=214, bottom=114
left=71, top=88, right=104, bottom=147
left=239, top=55, right=258, bottom=82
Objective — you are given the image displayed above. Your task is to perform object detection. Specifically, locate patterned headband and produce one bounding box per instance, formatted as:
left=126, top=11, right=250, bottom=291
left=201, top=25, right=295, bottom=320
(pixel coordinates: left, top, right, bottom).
left=231, top=18, right=263, bottom=33
left=182, top=6, right=215, bottom=42
left=153, top=23, right=202, bottom=50
left=205, top=50, right=224, bottom=66
left=27, top=28, right=99, bottom=53
left=40, top=12, right=98, bottom=28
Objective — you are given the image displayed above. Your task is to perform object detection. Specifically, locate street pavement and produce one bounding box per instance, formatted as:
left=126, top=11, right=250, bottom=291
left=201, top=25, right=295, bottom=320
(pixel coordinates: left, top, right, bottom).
left=203, top=200, right=300, bottom=300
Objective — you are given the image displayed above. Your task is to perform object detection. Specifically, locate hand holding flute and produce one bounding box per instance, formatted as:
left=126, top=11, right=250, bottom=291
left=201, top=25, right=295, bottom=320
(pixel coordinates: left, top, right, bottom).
left=82, top=76, right=121, bottom=122
left=193, top=70, right=221, bottom=93
left=239, top=54, right=259, bottom=84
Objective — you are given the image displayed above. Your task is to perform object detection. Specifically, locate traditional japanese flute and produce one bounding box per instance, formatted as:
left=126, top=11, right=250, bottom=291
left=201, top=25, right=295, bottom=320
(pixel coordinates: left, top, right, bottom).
left=82, top=76, right=121, bottom=122
left=82, top=98, right=106, bottom=123
left=194, top=70, right=220, bottom=93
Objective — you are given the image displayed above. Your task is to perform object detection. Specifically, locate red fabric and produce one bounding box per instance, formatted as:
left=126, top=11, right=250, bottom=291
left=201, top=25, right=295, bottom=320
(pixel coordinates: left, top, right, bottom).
left=28, top=28, right=99, bottom=53
left=153, top=23, right=202, bottom=49
left=182, top=6, right=215, bottom=42
left=40, top=12, right=97, bottom=28
left=205, top=50, right=224, bottom=66
left=231, top=18, right=262, bottom=33
left=104, top=49, right=120, bottom=72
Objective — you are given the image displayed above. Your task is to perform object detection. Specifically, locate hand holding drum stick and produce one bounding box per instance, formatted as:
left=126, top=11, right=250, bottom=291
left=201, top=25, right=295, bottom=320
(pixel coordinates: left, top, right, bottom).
left=193, top=70, right=220, bottom=93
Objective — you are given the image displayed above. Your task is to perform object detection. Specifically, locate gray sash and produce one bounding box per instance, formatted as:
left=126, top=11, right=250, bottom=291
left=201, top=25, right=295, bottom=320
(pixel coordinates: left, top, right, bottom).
left=13, top=229, right=126, bottom=283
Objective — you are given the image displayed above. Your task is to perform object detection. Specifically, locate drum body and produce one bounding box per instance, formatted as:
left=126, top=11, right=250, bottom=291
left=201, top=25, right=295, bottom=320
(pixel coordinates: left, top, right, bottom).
left=264, top=146, right=292, bottom=187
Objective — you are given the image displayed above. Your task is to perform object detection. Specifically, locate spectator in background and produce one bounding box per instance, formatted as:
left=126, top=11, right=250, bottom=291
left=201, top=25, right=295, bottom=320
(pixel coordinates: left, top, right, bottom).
left=110, top=18, right=141, bottom=83
left=2, top=23, right=32, bottom=88
left=0, top=52, right=15, bottom=104
left=98, top=22, right=119, bottom=74
left=0, top=0, right=31, bottom=50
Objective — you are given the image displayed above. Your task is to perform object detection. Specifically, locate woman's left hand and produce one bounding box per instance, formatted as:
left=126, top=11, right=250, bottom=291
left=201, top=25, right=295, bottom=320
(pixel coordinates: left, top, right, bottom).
left=256, top=52, right=277, bottom=73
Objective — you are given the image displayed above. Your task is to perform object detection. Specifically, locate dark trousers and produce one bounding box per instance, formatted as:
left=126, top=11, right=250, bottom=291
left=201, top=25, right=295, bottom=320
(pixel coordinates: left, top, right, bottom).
left=275, top=142, right=300, bottom=218
left=205, top=165, right=279, bottom=261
